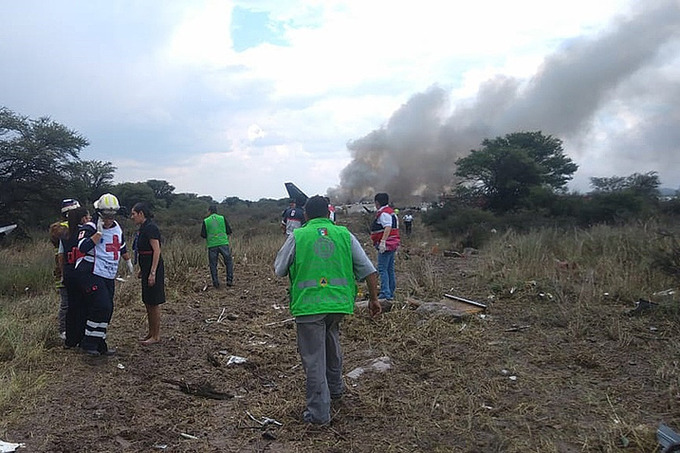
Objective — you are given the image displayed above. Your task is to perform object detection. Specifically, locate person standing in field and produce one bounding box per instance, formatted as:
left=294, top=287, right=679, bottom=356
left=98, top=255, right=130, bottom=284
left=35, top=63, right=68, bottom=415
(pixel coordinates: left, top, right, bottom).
left=370, top=192, right=400, bottom=301
left=50, top=198, right=81, bottom=340
left=60, top=205, right=90, bottom=348
left=201, top=204, right=234, bottom=288
left=403, top=212, right=413, bottom=236
left=281, top=198, right=305, bottom=235
left=274, top=195, right=382, bottom=425
left=75, top=193, right=133, bottom=356
left=131, top=202, right=165, bottom=345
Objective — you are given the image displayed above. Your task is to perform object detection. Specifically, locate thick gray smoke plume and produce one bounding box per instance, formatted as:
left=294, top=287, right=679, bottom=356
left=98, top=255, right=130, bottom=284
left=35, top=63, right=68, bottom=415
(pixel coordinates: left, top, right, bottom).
left=328, top=0, right=680, bottom=204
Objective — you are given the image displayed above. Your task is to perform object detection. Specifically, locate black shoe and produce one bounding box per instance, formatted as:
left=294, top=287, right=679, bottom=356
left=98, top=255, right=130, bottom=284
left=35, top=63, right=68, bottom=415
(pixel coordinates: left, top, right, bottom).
left=213, top=283, right=220, bottom=289
left=83, top=349, right=101, bottom=356
left=101, top=348, right=117, bottom=356
left=227, top=282, right=233, bottom=287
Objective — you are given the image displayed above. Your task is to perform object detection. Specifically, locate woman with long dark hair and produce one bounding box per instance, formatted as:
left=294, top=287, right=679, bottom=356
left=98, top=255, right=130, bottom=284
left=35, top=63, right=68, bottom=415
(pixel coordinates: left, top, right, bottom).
left=130, top=202, right=165, bottom=345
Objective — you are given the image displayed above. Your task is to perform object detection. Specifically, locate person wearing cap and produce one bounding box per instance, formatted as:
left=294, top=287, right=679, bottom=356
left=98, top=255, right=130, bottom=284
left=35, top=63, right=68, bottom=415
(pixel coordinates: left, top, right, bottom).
left=281, top=198, right=305, bottom=235
left=274, top=195, right=382, bottom=425
left=50, top=198, right=81, bottom=339
left=201, top=204, right=234, bottom=288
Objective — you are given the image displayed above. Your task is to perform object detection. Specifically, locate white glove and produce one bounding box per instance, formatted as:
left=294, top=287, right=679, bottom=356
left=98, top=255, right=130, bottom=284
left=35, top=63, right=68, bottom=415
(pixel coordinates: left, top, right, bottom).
left=378, top=240, right=387, bottom=254
left=96, top=217, right=105, bottom=234
left=126, top=259, right=134, bottom=275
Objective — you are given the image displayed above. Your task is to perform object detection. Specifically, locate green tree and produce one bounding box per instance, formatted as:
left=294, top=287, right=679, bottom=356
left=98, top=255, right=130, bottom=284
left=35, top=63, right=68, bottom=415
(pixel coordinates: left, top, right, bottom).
left=65, top=160, right=116, bottom=205
left=455, top=131, right=577, bottom=212
left=589, top=171, right=660, bottom=199
left=145, top=179, right=175, bottom=207
left=111, top=182, right=156, bottom=211
left=0, top=107, right=89, bottom=225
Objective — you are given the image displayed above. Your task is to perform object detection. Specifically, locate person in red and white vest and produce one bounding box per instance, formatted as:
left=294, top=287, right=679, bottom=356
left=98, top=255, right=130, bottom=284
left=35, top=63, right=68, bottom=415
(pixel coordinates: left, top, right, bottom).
left=369, top=192, right=400, bottom=301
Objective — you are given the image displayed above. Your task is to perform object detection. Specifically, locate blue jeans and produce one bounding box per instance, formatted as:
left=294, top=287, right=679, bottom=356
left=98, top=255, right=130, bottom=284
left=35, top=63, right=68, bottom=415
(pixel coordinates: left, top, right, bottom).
left=377, top=250, right=396, bottom=300
left=208, top=245, right=234, bottom=287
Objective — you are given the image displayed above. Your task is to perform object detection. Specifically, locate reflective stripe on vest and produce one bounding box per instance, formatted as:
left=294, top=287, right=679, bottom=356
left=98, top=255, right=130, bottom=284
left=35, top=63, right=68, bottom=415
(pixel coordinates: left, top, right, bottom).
left=289, top=218, right=356, bottom=317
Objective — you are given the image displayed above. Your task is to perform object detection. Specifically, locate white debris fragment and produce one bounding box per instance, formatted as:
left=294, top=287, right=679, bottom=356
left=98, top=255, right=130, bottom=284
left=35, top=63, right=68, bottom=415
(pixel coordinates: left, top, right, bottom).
left=0, top=440, right=25, bottom=452
left=117, top=363, right=125, bottom=370
left=227, top=355, right=247, bottom=365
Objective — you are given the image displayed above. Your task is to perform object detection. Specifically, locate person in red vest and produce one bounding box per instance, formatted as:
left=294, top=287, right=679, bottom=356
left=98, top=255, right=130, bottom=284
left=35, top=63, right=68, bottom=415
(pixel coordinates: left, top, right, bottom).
left=370, top=192, right=400, bottom=301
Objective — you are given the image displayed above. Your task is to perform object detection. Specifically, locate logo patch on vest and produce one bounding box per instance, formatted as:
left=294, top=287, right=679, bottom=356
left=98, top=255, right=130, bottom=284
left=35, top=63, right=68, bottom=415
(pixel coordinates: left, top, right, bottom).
left=317, top=228, right=328, bottom=236
left=320, top=277, right=328, bottom=287
left=313, top=237, right=335, bottom=259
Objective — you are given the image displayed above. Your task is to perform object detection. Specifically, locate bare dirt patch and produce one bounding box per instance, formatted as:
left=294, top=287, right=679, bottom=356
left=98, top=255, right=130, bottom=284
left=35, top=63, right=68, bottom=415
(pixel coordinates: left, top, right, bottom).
left=2, top=237, right=680, bottom=452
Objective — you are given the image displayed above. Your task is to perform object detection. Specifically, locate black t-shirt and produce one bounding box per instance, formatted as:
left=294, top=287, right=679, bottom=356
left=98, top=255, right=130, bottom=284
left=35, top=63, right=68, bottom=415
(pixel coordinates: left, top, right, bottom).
left=137, top=219, right=161, bottom=253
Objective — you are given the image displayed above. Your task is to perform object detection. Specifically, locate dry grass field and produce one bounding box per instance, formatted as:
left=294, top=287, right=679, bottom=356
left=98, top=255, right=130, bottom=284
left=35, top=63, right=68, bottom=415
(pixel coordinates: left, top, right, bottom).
left=2, top=213, right=680, bottom=452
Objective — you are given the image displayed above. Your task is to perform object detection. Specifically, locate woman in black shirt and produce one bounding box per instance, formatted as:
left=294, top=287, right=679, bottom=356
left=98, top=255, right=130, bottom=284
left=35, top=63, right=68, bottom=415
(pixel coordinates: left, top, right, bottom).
left=130, top=202, right=165, bottom=345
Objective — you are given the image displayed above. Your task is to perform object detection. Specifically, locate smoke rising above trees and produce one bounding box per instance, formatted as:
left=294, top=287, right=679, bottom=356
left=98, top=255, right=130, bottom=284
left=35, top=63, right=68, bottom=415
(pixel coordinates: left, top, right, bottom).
left=328, top=0, right=680, bottom=204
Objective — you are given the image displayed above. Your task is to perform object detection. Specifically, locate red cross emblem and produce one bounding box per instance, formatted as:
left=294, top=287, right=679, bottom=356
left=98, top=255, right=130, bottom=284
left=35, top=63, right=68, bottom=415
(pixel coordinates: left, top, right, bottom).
left=105, top=234, right=121, bottom=260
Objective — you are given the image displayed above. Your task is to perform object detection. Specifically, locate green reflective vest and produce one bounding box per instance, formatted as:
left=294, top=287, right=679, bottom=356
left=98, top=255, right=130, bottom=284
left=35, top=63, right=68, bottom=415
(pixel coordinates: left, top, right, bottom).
left=290, top=218, right=356, bottom=317
left=204, top=214, right=229, bottom=248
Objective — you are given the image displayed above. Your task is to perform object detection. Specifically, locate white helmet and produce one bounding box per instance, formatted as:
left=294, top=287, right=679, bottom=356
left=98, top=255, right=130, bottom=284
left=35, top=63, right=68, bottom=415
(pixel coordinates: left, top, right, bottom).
left=95, top=193, right=120, bottom=216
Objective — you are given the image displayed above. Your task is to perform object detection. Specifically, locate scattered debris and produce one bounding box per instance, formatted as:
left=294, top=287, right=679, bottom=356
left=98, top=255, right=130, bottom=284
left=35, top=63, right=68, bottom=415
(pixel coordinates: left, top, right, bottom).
left=180, top=433, right=199, bottom=440
left=153, top=444, right=168, bottom=450
left=264, top=318, right=295, bottom=327
left=246, top=411, right=283, bottom=427
left=443, top=293, right=487, bottom=310
left=504, top=325, right=530, bottom=332
left=227, top=355, right=247, bottom=365
left=657, top=423, right=680, bottom=453
left=346, top=356, right=393, bottom=380
left=117, top=363, right=125, bottom=370
left=205, top=308, right=228, bottom=324
left=0, top=440, right=25, bottom=452
left=627, top=299, right=658, bottom=317
left=162, top=379, right=234, bottom=400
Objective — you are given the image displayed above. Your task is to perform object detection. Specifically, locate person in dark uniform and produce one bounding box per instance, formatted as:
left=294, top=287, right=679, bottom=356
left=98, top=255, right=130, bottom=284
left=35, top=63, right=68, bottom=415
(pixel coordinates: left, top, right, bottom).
left=61, top=206, right=90, bottom=348
left=130, top=202, right=165, bottom=345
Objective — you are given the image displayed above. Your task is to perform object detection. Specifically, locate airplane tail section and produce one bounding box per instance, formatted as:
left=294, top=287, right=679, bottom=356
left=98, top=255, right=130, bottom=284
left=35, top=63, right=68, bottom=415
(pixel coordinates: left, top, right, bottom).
left=284, top=182, right=308, bottom=207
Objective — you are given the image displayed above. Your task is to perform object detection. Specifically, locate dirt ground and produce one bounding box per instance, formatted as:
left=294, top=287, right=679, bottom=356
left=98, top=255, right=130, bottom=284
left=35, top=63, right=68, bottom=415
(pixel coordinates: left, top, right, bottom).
left=3, top=230, right=680, bottom=452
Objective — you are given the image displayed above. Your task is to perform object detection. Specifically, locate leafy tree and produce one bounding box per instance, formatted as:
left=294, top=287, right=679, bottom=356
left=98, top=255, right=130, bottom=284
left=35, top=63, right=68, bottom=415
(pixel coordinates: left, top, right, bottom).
left=455, top=131, right=577, bottom=212
left=65, top=160, right=116, bottom=205
left=146, top=179, right=175, bottom=207
left=0, top=107, right=89, bottom=225
left=589, top=171, right=660, bottom=199
left=110, top=182, right=156, bottom=212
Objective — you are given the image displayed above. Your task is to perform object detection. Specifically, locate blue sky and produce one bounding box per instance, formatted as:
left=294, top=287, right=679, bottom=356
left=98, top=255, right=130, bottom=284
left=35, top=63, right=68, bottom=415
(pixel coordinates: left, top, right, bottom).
left=1, top=0, right=679, bottom=202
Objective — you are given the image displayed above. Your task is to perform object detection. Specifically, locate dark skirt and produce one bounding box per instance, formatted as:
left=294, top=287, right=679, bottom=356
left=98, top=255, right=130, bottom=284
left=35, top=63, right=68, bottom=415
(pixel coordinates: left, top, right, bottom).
left=139, top=255, right=166, bottom=306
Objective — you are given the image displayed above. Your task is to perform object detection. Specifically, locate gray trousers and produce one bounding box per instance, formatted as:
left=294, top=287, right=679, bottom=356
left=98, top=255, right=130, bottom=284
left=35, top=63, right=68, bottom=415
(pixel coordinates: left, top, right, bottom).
left=296, top=313, right=345, bottom=424
left=208, top=245, right=234, bottom=287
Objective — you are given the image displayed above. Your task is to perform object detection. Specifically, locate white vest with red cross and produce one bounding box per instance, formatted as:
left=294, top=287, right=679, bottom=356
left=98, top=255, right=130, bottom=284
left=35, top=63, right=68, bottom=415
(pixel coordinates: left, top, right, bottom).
left=93, top=222, right=126, bottom=279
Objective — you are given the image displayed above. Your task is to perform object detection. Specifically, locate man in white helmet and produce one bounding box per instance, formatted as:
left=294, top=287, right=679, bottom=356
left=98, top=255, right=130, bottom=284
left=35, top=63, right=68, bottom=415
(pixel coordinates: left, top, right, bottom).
left=49, top=198, right=81, bottom=340
left=75, top=193, right=133, bottom=356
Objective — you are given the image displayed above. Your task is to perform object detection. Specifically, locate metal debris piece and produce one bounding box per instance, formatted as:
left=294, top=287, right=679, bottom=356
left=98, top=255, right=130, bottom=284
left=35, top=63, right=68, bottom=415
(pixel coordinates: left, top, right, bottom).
left=227, top=355, right=247, bottom=365
left=627, top=299, right=658, bottom=317
left=264, top=318, right=295, bottom=327
left=444, top=293, right=487, bottom=310
left=657, top=423, right=680, bottom=453
left=246, top=411, right=283, bottom=427
left=504, top=325, right=530, bottom=332
left=180, top=433, right=198, bottom=440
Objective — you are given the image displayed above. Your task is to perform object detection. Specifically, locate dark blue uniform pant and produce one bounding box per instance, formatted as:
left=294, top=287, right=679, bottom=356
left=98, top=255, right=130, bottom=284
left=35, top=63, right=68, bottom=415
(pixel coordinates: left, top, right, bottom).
left=80, top=274, right=114, bottom=353
left=64, top=273, right=87, bottom=348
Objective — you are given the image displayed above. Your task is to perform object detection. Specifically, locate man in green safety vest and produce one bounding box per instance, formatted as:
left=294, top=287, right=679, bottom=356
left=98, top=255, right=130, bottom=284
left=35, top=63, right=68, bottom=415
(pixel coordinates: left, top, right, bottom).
left=274, top=195, right=381, bottom=425
left=201, top=205, right=234, bottom=288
